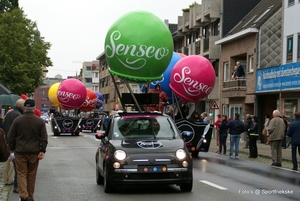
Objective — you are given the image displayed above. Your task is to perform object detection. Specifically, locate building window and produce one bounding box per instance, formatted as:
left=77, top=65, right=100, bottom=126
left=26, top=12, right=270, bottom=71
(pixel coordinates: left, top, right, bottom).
left=104, top=94, right=110, bottom=104
left=253, top=6, right=273, bottom=24
left=223, top=62, right=229, bottom=81
left=86, top=66, right=92, bottom=71
left=286, top=35, right=293, bottom=62
left=101, top=78, right=105, bottom=88
left=38, top=91, right=45, bottom=96
left=93, top=72, right=99, bottom=78
left=85, top=78, right=92, bottom=83
left=223, top=104, right=229, bottom=117
left=288, top=0, right=295, bottom=6
left=211, top=19, right=220, bottom=36
left=93, top=86, right=99, bottom=92
left=229, top=104, right=243, bottom=121
left=297, top=33, right=300, bottom=61
left=249, top=55, right=254, bottom=73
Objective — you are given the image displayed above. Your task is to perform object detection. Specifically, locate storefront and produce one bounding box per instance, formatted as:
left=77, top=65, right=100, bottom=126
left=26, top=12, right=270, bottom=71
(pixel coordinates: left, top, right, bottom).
left=256, top=61, right=300, bottom=141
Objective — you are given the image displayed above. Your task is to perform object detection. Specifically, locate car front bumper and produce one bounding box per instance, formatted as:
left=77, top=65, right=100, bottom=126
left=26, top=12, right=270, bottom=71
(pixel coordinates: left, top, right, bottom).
left=108, top=166, right=192, bottom=185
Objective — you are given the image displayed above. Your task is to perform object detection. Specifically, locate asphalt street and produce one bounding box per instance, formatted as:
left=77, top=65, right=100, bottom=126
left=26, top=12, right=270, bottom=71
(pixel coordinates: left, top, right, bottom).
left=5, top=125, right=300, bottom=201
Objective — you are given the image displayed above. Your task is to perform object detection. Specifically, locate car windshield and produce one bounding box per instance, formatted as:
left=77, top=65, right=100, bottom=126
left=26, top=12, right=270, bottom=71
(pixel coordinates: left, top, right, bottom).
left=111, top=115, right=179, bottom=140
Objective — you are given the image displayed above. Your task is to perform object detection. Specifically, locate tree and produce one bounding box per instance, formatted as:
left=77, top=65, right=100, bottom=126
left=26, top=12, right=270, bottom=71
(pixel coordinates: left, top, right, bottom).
left=0, top=0, right=19, bottom=13
left=0, top=8, right=53, bottom=95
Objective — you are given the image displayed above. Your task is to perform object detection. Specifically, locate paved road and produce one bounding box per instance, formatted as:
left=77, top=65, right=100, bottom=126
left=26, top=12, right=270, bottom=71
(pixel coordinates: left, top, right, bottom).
left=6, top=125, right=300, bottom=201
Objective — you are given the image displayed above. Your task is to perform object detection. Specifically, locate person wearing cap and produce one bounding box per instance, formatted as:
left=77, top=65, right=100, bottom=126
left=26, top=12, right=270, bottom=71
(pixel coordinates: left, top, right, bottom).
left=7, top=99, right=48, bottom=201
left=3, top=98, right=25, bottom=192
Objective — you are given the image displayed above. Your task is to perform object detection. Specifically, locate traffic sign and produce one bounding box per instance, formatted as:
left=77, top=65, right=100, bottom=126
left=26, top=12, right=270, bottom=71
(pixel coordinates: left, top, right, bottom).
left=210, top=101, right=219, bottom=110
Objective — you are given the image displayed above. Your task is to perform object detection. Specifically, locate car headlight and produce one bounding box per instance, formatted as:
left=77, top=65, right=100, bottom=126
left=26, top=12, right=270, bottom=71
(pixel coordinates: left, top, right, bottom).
left=114, top=150, right=126, bottom=161
left=176, top=149, right=186, bottom=160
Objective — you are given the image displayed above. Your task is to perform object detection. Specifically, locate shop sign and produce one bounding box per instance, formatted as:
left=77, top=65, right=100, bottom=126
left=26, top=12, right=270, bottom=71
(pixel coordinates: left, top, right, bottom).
left=256, top=62, right=300, bottom=92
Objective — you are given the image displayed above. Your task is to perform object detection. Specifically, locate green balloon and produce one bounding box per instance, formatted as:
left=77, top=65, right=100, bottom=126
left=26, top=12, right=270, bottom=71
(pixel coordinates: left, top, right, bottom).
left=105, top=10, right=173, bottom=83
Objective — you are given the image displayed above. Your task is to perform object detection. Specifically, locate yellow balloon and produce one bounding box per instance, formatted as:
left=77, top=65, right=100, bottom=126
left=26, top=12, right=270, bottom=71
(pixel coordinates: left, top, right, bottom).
left=48, top=82, right=60, bottom=106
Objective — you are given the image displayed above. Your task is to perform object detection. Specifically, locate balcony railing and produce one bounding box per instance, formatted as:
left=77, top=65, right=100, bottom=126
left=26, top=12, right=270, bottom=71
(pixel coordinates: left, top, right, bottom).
left=223, top=77, right=246, bottom=90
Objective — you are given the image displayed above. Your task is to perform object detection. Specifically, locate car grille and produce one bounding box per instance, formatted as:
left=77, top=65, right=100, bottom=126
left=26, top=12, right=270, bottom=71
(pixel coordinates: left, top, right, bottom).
left=122, top=172, right=183, bottom=180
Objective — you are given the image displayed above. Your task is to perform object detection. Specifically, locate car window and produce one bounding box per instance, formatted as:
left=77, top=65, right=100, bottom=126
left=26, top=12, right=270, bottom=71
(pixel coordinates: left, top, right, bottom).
left=111, top=115, right=179, bottom=140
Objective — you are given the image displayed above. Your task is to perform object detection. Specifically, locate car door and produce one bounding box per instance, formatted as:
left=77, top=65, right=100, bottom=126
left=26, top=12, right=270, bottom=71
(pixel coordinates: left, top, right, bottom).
left=98, top=115, right=113, bottom=173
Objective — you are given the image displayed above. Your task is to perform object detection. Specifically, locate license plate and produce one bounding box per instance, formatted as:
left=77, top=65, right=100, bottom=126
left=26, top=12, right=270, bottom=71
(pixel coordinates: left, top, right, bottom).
left=137, top=165, right=167, bottom=173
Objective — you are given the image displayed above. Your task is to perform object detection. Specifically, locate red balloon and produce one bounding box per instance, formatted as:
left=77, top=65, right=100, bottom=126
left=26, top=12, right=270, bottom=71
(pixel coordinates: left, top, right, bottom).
left=34, top=109, right=41, bottom=117
left=169, top=55, right=215, bottom=102
left=21, top=94, right=28, bottom=100
left=80, top=89, right=98, bottom=112
left=57, top=78, right=87, bottom=109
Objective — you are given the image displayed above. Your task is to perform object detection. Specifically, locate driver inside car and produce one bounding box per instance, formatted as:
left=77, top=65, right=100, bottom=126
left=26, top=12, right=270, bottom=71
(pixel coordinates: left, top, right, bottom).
left=146, top=119, right=160, bottom=135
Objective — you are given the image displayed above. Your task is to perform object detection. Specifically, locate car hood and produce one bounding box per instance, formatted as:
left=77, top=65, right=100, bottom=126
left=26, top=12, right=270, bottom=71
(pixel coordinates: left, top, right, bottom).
left=110, top=139, right=185, bottom=153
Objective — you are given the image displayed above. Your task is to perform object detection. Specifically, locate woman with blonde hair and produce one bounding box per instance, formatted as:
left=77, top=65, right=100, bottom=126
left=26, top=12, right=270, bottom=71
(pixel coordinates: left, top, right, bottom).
left=201, top=112, right=210, bottom=124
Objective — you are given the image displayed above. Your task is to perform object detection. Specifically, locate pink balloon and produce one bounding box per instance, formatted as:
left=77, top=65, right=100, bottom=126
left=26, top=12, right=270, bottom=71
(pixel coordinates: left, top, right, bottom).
left=80, top=89, right=98, bottom=112
left=57, top=78, right=87, bottom=109
left=169, top=55, right=215, bottom=102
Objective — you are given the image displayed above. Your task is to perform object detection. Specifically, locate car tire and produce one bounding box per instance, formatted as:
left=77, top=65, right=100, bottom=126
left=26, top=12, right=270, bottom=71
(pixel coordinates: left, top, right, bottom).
left=53, top=132, right=60, bottom=136
left=96, top=163, right=104, bottom=184
left=191, top=151, right=199, bottom=158
left=75, top=132, right=80, bottom=136
left=180, top=177, right=193, bottom=192
left=103, top=165, right=114, bottom=193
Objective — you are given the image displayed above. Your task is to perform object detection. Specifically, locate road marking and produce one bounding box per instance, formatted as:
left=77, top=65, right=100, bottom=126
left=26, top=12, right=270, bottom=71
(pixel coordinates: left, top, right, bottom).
left=199, top=180, right=228, bottom=190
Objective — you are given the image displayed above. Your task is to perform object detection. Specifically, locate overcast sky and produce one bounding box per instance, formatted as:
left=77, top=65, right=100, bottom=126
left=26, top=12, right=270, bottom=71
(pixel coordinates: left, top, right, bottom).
left=18, top=0, right=199, bottom=78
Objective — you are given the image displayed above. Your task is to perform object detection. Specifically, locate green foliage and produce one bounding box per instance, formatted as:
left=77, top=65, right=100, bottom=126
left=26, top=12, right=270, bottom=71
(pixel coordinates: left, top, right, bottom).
left=182, top=8, right=190, bottom=12
left=189, top=1, right=198, bottom=8
left=0, top=0, right=19, bottom=13
left=0, top=8, right=52, bottom=95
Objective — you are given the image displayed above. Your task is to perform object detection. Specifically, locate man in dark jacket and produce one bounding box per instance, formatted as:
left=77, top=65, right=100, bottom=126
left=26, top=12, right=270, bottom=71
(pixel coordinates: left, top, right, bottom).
left=7, top=99, right=48, bottom=201
left=286, top=112, right=300, bottom=171
left=3, top=98, right=24, bottom=190
left=227, top=113, right=245, bottom=159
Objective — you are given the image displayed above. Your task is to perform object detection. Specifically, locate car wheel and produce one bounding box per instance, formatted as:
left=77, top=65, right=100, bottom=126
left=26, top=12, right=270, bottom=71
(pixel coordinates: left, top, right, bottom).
left=191, top=151, right=199, bottom=158
left=75, top=132, right=80, bottom=136
left=53, top=132, right=60, bottom=136
left=180, top=177, right=193, bottom=192
left=103, top=165, right=114, bottom=193
left=96, top=163, right=104, bottom=184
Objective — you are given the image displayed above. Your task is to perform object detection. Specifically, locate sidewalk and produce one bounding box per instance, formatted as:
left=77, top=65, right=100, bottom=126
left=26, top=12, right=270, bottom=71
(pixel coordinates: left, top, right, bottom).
left=209, top=136, right=292, bottom=162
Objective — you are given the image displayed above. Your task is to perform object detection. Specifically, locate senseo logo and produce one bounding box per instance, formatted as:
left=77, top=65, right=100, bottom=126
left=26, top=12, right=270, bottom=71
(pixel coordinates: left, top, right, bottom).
left=57, top=90, right=81, bottom=103
left=81, top=97, right=98, bottom=108
left=62, top=119, right=73, bottom=129
left=105, top=30, right=169, bottom=70
left=173, top=66, right=213, bottom=97
left=170, top=55, right=215, bottom=102
left=86, top=119, right=94, bottom=127
left=137, top=140, right=163, bottom=149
